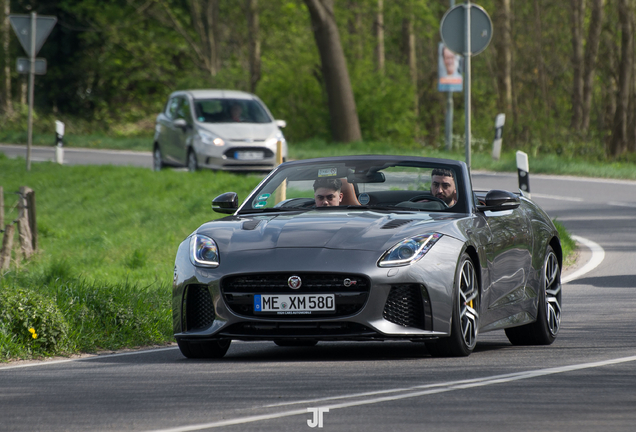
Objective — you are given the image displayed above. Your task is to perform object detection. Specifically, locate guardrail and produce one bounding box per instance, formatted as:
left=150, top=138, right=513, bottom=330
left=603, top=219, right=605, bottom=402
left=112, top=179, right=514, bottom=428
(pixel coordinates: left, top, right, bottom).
left=0, top=186, right=38, bottom=270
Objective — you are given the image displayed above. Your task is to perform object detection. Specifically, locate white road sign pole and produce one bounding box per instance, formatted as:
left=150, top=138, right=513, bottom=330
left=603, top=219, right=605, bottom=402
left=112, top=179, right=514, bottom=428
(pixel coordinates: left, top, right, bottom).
left=26, top=12, right=36, bottom=171
left=464, top=2, right=472, bottom=170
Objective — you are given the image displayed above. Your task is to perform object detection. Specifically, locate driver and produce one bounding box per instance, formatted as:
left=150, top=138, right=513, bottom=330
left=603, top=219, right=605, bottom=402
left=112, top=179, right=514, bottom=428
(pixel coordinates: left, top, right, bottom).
left=430, top=168, right=457, bottom=207
left=313, top=178, right=343, bottom=207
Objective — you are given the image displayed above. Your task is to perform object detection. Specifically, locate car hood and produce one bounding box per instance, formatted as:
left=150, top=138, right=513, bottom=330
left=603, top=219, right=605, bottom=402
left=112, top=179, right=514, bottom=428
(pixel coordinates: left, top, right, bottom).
left=198, top=122, right=280, bottom=141
left=195, top=210, right=468, bottom=253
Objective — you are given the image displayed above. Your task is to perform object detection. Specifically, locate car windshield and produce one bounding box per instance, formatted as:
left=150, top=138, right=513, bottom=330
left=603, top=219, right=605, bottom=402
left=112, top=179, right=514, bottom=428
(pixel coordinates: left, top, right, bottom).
left=193, top=98, right=272, bottom=124
left=239, top=160, right=461, bottom=213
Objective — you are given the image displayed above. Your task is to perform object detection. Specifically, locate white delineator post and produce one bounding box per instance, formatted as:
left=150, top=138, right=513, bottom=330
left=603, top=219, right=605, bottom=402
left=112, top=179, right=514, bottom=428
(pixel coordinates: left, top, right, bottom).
left=516, top=150, right=530, bottom=198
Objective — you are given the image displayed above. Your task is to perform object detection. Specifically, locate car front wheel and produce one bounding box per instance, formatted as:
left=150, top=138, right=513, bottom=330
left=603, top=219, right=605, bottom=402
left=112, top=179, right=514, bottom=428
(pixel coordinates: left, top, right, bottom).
left=187, top=149, right=198, bottom=172
left=153, top=146, right=163, bottom=171
left=427, top=253, right=479, bottom=357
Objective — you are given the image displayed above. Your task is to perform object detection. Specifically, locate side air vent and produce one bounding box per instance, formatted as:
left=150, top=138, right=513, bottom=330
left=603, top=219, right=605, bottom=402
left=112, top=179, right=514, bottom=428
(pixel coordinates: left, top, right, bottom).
left=184, top=285, right=215, bottom=331
left=383, top=284, right=432, bottom=330
left=381, top=219, right=413, bottom=229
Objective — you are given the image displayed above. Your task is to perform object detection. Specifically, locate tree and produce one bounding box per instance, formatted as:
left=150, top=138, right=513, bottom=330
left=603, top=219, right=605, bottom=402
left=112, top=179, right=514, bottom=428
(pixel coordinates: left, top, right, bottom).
left=608, top=0, right=633, bottom=157
left=581, top=0, right=605, bottom=133
left=304, top=0, right=361, bottom=142
left=246, top=0, right=261, bottom=93
left=375, top=0, right=384, bottom=75
left=2, top=0, right=11, bottom=115
left=494, top=0, right=512, bottom=118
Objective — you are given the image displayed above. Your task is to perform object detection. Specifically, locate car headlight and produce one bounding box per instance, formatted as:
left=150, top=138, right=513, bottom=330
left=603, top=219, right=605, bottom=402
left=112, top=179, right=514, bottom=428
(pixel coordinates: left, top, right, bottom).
left=378, top=233, right=442, bottom=267
left=190, top=234, right=220, bottom=267
left=199, top=130, right=224, bottom=146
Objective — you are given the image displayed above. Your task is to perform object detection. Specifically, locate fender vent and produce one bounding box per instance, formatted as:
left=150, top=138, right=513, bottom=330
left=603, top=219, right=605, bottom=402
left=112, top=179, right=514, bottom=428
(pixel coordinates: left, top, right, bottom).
left=381, top=219, right=413, bottom=229
left=242, top=219, right=262, bottom=230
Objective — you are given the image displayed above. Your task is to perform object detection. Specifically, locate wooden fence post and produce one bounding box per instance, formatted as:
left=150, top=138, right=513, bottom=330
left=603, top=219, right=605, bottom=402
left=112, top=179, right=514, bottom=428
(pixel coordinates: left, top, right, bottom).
left=24, top=188, right=37, bottom=251
left=18, top=187, right=34, bottom=260
left=0, top=186, right=4, bottom=229
left=0, top=224, right=15, bottom=270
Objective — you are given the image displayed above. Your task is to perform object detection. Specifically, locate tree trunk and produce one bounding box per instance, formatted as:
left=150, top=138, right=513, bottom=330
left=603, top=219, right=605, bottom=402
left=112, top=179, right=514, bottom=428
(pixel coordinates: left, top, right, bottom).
left=375, top=0, right=385, bottom=75
left=347, top=0, right=364, bottom=61
left=2, top=0, right=12, bottom=115
left=304, top=0, right=362, bottom=143
left=402, top=15, right=417, bottom=116
left=609, top=0, right=633, bottom=157
left=246, top=0, right=261, bottom=93
left=533, top=0, right=549, bottom=116
left=494, top=0, right=512, bottom=118
left=581, top=0, right=605, bottom=133
left=570, top=0, right=585, bottom=131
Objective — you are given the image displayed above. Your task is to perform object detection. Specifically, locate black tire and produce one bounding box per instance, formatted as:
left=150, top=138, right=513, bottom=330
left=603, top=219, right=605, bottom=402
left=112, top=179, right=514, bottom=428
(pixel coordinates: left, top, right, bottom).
left=153, top=146, right=163, bottom=171
left=274, top=339, right=318, bottom=347
left=177, top=339, right=231, bottom=359
left=187, top=149, right=198, bottom=172
left=505, top=246, right=562, bottom=345
left=427, top=253, right=479, bottom=357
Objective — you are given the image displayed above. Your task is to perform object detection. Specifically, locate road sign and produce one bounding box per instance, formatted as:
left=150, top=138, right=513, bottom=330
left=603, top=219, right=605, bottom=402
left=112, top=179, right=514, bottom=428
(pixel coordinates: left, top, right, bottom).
left=17, top=58, right=47, bottom=75
left=440, top=4, right=492, bottom=56
left=9, top=14, right=57, bottom=57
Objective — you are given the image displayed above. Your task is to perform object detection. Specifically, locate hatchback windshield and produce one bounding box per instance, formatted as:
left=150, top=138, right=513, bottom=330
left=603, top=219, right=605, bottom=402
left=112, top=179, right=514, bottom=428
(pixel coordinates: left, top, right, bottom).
left=194, top=98, right=272, bottom=124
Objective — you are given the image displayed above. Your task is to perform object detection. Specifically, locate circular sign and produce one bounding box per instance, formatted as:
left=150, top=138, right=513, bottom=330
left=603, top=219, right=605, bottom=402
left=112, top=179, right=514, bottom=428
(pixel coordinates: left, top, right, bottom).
left=440, top=3, right=493, bottom=56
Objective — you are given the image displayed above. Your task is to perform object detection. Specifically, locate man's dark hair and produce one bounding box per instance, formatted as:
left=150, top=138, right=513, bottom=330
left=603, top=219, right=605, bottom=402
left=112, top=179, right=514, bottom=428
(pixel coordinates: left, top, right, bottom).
left=431, top=168, right=454, bottom=179
left=313, top=177, right=342, bottom=192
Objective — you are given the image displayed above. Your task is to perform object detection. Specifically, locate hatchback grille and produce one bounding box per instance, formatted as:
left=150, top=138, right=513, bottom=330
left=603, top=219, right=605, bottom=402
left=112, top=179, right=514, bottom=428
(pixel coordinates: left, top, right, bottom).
left=383, top=284, right=432, bottom=330
left=221, top=273, right=370, bottom=318
left=184, top=285, right=215, bottom=331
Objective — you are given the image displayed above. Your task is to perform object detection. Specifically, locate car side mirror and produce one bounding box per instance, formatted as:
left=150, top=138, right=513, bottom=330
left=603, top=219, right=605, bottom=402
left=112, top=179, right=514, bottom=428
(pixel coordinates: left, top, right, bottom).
left=212, top=192, right=239, bottom=214
left=173, top=118, right=188, bottom=129
left=477, top=190, right=520, bottom=212
left=275, top=119, right=287, bottom=128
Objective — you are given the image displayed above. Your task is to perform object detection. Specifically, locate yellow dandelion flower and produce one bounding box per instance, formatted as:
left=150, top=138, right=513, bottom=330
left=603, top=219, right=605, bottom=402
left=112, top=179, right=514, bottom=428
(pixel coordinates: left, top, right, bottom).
left=32, top=333, right=38, bottom=339
left=28, top=328, right=36, bottom=334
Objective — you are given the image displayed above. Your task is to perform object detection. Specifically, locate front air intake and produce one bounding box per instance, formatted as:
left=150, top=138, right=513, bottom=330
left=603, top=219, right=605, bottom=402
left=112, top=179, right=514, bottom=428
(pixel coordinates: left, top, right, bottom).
left=184, top=285, right=215, bottom=331
left=383, top=284, right=432, bottom=330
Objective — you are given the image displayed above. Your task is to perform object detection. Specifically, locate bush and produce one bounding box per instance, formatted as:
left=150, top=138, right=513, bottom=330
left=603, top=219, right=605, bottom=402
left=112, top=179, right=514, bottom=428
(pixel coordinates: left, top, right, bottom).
left=0, top=288, right=70, bottom=357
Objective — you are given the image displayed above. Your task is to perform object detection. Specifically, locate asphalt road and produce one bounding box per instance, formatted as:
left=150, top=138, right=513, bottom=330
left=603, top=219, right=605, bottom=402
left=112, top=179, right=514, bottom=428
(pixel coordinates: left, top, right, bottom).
left=1, top=148, right=635, bottom=432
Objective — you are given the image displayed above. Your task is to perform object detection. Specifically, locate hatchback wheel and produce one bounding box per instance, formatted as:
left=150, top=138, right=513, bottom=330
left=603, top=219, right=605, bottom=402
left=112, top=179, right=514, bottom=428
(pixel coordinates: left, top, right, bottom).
left=187, top=150, right=198, bottom=172
left=153, top=146, right=163, bottom=171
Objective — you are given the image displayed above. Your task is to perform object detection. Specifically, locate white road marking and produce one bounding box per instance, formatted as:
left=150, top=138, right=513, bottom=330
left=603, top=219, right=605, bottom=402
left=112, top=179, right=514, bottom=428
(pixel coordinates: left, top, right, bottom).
left=562, top=235, right=605, bottom=284
left=607, top=201, right=636, bottom=208
left=145, top=355, right=636, bottom=432
left=530, top=193, right=584, bottom=202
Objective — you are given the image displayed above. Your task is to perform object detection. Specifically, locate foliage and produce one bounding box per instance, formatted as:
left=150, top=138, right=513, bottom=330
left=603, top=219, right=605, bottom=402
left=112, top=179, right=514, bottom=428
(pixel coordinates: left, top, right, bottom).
left=0, top=287, right=69, bottom=357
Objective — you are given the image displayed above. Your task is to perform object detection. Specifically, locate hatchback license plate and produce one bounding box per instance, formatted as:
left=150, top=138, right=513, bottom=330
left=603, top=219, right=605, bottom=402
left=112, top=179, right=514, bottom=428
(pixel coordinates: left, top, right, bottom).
left=235, top=151, right=264, bottom=160
left=254, top=294, right=335, bottom=314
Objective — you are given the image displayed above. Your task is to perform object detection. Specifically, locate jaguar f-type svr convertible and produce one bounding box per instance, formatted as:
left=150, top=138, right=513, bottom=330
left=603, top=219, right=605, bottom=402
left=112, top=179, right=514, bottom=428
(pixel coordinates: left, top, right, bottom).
left=172, top=155, right=562, bottom=358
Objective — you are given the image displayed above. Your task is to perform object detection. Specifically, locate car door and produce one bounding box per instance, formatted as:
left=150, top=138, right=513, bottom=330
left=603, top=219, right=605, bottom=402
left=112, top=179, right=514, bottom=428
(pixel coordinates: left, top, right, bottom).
left=481, top=206, right=533, bottom=325
left=159, top=96, right=184, bottom=165
left=173, top=96, right=194, bottom=164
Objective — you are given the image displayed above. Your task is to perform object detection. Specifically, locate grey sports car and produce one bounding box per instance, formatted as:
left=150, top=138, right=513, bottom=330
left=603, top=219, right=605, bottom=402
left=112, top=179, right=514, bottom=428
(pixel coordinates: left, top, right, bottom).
left=172, top=155, right=562, bottom=358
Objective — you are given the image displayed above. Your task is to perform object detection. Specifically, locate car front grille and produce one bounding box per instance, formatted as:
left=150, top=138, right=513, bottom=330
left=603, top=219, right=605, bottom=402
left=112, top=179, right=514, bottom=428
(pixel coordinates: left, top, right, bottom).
left=221, top=273, right=370, bottom=319
left=184, top=285, right=215, bottom=331
left=383, top=284, right=432, bottom=330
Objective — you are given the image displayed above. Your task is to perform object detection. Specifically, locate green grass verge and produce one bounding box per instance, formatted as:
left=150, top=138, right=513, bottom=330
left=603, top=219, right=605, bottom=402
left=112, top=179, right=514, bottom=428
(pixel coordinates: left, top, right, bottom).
left=0, top=154, right=262, bottom=360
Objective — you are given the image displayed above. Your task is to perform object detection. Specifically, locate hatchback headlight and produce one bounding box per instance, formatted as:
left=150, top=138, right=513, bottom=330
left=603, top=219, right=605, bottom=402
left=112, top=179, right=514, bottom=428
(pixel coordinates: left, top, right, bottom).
left=378, top=233, right=442, bottom=267
left=200, top=130, right=224, bottom=146
left=190, top=234, right=220, bottom=267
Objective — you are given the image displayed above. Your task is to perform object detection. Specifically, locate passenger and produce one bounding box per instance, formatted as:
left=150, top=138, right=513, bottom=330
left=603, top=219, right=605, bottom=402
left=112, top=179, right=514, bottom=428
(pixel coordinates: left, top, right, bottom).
left=313, top=178, right=343, bottom=207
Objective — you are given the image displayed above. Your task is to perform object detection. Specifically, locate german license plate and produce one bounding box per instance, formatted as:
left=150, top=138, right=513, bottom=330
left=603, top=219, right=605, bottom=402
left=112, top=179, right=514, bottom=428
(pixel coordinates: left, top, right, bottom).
left=254, top=294, right=335, bottom=315
left=235, top=151, right=264, bottom=160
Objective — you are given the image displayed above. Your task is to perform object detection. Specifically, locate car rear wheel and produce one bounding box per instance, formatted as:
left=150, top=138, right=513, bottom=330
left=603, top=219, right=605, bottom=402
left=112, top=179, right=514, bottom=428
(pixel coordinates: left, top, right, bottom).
left=505, top=246, right=562, bottom=345
left=187, top=149, right=198, bottom=172
left=153, top=146, right=163, bottom=171
left=427, top=253, right=479, bottom=357
left=177, top=339, right=231, bottom=359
